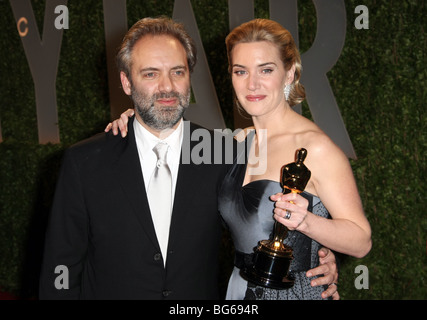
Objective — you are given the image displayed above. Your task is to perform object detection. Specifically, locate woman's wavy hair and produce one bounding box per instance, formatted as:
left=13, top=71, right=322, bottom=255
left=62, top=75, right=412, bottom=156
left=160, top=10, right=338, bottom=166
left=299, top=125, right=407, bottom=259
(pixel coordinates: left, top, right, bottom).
left=225, top=19, right=305, bottom=109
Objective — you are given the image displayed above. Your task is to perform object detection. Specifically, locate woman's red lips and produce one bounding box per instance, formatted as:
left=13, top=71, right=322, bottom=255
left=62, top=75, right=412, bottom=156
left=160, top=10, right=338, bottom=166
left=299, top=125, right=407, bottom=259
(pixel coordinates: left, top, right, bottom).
left=246, top=95, right=266, bottom=102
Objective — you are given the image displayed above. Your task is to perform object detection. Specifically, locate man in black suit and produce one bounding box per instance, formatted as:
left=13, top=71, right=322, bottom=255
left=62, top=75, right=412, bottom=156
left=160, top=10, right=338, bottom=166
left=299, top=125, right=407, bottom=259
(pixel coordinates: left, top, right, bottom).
left=39, top=17, right=338, bottom=299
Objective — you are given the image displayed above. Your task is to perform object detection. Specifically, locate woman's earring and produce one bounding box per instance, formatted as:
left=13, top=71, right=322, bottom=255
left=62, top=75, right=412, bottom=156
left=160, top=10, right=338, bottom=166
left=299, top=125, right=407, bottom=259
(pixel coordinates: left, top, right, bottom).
left=284, top=84, right=291, bottom=101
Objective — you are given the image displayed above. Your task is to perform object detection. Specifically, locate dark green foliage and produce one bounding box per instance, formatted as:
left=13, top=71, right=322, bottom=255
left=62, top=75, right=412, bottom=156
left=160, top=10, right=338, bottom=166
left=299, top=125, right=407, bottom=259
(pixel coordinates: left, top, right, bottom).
left=328, top=1, right=426, bottom=300
left=0, top=0, right=425, bottom=299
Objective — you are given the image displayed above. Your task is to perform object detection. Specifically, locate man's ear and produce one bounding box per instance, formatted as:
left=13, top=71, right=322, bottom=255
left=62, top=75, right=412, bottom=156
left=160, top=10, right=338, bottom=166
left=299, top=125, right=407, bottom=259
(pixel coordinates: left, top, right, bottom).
left=120, top=71, right=132, bottom=95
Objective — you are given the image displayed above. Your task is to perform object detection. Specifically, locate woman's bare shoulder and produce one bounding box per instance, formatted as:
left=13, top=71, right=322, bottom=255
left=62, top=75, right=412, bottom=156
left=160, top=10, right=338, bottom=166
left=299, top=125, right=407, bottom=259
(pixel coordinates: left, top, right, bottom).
left=295, top=120, right=347, bottom=166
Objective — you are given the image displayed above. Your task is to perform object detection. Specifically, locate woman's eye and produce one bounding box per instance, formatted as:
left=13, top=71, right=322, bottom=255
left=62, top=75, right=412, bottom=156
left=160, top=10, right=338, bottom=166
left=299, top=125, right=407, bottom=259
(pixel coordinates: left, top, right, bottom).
left=261, top=68, right=273, bottom=74
left=233, top=70, right=246, bottom=76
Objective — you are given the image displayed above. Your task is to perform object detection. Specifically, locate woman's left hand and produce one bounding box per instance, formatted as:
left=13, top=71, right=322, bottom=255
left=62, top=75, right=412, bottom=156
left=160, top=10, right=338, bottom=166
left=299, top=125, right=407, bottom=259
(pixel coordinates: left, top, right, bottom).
left=104, top=108, right=135, bottom=137
left=270, top=192, right=309, bottom=231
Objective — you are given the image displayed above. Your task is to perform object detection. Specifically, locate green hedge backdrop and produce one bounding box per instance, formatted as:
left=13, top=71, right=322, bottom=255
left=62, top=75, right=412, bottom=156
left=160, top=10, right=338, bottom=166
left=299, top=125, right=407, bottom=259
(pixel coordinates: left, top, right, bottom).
left=0, top=0, right=425, bottom=299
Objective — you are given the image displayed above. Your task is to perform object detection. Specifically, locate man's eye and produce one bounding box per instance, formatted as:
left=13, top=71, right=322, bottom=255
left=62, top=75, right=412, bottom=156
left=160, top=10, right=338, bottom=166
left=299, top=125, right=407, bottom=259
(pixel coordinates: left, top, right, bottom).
left=173, top=70, right=185, bottom=76
left=144, top=72, right=156, bottom=78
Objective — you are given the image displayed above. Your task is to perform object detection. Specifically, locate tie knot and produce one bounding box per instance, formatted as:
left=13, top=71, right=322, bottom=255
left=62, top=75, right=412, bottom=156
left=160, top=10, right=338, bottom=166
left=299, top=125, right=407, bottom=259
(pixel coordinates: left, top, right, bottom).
left=153, top=142, right=169, bottom=163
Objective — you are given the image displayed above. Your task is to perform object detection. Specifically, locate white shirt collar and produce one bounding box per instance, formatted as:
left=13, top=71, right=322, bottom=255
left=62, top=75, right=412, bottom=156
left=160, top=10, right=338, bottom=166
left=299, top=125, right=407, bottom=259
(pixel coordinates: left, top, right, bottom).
left=133, top=118, right=183, bottom=160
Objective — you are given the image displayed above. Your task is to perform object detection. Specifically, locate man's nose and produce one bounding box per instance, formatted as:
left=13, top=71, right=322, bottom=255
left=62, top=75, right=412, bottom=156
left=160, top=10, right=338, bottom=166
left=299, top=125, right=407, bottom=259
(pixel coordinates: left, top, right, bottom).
left=158, top=74, right=173, bottom=92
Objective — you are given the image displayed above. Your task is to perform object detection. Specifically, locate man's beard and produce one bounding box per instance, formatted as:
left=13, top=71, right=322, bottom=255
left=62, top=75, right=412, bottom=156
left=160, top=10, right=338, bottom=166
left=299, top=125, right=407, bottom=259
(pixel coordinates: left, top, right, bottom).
left=131, top=85, right=190, bottom=131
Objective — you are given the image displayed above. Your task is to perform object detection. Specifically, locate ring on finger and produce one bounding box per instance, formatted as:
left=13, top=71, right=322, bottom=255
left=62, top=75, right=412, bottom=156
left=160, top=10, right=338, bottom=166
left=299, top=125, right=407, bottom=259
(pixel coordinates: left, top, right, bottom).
left=328, top=282, right=338, bottom=287
left=285, top=210, right=292, bottom=220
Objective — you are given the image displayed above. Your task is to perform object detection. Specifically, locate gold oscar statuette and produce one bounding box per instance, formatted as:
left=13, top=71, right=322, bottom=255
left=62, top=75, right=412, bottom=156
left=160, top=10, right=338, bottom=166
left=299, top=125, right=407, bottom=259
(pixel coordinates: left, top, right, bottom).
left=243, top=148, right=311, bottom=289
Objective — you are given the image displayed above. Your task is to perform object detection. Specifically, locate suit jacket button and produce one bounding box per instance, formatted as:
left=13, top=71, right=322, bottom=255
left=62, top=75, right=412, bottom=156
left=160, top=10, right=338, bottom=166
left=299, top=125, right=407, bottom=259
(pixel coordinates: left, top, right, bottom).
left=154, top=253, right=162, bottom=261
left=162, top=290, right=172, bottom=297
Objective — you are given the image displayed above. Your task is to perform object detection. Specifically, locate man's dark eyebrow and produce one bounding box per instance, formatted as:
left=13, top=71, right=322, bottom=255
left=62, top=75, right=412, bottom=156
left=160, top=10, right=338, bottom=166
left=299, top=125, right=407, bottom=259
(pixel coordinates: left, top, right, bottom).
left=140, top=65, right=188, bottom=72
left=171, top=65, right=187, bottom=70
left=140, top=67, right=159, bottom=73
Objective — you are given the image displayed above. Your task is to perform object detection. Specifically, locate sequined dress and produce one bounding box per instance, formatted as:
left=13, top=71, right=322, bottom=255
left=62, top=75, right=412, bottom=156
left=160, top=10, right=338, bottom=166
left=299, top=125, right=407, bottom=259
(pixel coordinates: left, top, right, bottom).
left=218, top=132, right=331, bottom=300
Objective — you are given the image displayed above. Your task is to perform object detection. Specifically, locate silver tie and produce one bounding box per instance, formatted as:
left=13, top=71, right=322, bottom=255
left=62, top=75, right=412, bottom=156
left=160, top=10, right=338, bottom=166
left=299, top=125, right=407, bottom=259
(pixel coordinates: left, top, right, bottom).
left=147, top=142, right=172, bottom=265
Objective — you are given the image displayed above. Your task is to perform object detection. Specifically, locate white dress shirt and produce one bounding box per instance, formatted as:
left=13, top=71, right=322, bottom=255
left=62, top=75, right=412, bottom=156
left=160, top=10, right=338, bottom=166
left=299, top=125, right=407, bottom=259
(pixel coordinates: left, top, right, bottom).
left=133, top=118, right=183, bottom=214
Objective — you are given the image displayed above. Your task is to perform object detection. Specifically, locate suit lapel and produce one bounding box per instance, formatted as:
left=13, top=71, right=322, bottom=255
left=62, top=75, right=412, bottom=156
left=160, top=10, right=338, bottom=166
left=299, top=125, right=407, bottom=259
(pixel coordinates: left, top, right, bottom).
left=112, top=117, right=160, bottom=250
left=112, top=120, right=208, bottom=254
left=168, top=122, right=203, bottom=247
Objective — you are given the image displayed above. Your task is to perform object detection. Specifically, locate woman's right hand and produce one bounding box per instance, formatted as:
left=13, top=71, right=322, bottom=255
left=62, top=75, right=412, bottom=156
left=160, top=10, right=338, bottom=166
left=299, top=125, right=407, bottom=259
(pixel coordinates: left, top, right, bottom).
left=105, top=108, right=135, bottom=137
